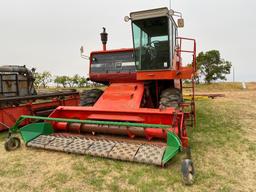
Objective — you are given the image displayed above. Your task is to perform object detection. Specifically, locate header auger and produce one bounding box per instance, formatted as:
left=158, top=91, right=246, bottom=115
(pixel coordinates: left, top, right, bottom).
left=5, top=7, right=197, bottom=185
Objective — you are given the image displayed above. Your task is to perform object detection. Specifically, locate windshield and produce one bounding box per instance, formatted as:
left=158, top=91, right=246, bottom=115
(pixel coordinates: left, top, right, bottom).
left=132, top=16, right=171, bottom=71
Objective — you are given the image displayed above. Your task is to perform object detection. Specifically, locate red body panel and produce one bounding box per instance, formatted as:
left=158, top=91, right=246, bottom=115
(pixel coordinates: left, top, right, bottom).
left=136, top=67, right=194, bottom=81
left=48, top=83, right=188, bottom=145
left=94, top=83, right=144, bottom=110
left=50, top=106, right=175, bottom=124
left=90, top=72, right=137, bottom=83
left=90, top=48, right=134, bottom=56
left=0, top=95, right=80, bottom=131
left=48, top=83, right=172, bottom=127
left=48, top=105, right=187, bottom=143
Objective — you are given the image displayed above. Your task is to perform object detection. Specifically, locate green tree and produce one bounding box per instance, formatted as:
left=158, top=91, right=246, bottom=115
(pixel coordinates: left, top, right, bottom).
left=66, top=76, right=74, bottom=87
left=78, top=76, right=87, bottom=87
left=71, top=74, right=80, bottom=87
left=54, top=74, right=88, bottom=88
left=34, top=71, right=52, bottom=88
left=40, top=71, right=52, bottom=88
left=34, top=72, right=42, bottom=88
left=54, top=76, right=69, bottom=88
left=64, top=74, right=88, bottom=88
left=196, top=50, right=232, bottom=84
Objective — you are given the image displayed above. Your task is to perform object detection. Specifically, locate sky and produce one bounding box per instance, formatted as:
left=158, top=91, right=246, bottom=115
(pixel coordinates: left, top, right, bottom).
left=0, top=0, right=255, bottom=82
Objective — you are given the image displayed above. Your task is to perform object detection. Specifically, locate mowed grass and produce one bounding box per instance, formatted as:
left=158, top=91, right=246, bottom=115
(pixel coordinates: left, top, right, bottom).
left=194, top=82, right=256, bottom=92
left=0, top=85, right=255, bottom=192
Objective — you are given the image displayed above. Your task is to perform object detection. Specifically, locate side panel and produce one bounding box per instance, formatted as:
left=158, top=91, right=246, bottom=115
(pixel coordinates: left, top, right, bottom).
left=136, top=67, right=194, bottom=80
left=89, top=49, right=137, bottom=83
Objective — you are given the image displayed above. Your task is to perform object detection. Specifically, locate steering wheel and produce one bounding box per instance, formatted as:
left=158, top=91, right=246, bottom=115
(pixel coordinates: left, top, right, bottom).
left=145, top=40, right=160, bottom=61
left=150, top=40, right=160, bottom=48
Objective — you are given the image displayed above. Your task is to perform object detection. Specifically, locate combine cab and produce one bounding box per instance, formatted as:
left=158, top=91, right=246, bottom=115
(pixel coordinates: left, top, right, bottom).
left=5, top=7, right=197, bottom=184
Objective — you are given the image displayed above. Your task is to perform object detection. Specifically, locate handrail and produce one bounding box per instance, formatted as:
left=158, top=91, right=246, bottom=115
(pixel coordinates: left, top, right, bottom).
left=176, top=37, right=197, bottom=72
left=177, top=37, right=197, bottom=128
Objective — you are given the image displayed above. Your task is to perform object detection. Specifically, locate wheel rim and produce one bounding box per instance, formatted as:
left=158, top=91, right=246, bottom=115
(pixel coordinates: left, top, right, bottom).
left=5, top=137, right=21, bottom=151
left=181, top=159, right=195, bottom=185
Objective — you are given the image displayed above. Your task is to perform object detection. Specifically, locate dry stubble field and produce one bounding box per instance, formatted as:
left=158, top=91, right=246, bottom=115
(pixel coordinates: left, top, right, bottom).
left=0, top=83, right=255, bottom=192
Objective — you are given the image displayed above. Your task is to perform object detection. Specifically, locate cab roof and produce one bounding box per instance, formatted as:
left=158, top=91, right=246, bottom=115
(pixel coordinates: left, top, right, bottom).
left=130, top=7, right=169, bottom=21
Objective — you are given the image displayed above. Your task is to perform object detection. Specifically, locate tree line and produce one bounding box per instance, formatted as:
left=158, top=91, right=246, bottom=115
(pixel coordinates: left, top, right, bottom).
left=34, top=72, right=88, bottom=88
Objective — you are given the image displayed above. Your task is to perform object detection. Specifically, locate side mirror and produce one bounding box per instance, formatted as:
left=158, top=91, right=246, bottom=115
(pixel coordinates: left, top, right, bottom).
left=178, top=18, right=184, bottom=28
left=80, top=46, right=84, bottom=55
left=80, top=46, right=90, bottom=60
left=124, top=16, right=130, bottom=22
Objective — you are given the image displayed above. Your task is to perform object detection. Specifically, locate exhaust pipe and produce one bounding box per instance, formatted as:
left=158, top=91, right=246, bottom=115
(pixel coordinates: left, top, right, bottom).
left=100, top=27, right=108, bottom=51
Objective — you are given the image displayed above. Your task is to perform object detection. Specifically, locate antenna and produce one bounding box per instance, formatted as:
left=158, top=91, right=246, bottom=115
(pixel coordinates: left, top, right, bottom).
left=169, top=0, right=172, bottom=9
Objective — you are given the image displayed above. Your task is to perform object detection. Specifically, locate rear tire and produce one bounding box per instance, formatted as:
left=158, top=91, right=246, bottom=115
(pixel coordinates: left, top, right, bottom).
left=80, top=89, right=103, bottom=106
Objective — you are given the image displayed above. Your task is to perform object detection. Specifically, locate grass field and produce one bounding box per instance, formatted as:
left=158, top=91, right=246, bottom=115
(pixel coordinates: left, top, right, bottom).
left=0, top=83, right=255, bottom=192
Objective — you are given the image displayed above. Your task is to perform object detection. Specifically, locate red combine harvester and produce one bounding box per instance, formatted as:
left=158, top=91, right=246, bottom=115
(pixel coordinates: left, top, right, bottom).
left=5, top=7, right=197, bottom=184
left=0, top=65, right=80, bottom=131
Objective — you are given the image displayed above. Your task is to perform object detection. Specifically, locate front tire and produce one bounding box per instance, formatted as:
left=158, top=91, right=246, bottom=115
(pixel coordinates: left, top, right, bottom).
left=181, top=159, right=195, bottom=185
left=80, top=89, right=103, bottom=106
left=4, top=137, right=21, bottom=151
